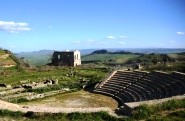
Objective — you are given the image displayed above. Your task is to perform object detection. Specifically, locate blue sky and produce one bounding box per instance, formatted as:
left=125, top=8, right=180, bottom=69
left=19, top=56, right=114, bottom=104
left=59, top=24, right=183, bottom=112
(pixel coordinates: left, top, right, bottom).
left=0, top=0, right=185, bottom=52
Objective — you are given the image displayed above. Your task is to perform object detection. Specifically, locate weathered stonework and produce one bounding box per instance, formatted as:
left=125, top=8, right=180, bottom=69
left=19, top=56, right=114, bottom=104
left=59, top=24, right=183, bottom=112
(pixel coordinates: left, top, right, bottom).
left=51, top=50, right=81, bottom=67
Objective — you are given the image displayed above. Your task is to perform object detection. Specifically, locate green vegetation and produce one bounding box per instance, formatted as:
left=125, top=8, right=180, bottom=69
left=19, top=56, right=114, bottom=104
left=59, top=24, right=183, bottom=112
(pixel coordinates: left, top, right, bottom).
left=0, top=66, right=107, bottom=87
left=0, top=109, right=23, bottom=118
left=132, top=99, right=185, bottom=120
left=1, top=49, right=185, bottom=120
left=168, top=53, right=185, bottom=61
left=126, top=53, right=173, bottom=65
left=10, top=98, right=29, bottom=103
left=146, top=61, right=185, bottom=73
left=0, top=49, right=17, bottom=66
left=0, top=110, right=130, bottom=121
left=82, top=54, right=139, bottom=65
left=20, top=54, right=52, bottom=66
left=0, top=49, right=32, bottom=72
left=120, top=53, right=185, bottom=73
left=23, top=83, right=80, bottom=94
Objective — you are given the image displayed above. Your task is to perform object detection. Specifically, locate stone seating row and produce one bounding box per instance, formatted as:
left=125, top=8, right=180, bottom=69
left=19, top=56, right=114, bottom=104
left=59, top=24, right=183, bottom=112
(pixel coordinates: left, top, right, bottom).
left=94, top=71, right=185, bottom=104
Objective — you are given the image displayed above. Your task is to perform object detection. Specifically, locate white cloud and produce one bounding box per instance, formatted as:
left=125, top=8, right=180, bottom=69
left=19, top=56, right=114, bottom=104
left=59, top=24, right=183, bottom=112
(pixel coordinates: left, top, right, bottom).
left=0, top=21, right=30, bottom=33
left=73, top=41, right=81, bottom=44
left=119, top=36, right=127, bottom=39
left=106, top=36, right=117, bottom=39
left=177, top=32, right=185, bottom=35
left=106, top=35, right=127, bottom=40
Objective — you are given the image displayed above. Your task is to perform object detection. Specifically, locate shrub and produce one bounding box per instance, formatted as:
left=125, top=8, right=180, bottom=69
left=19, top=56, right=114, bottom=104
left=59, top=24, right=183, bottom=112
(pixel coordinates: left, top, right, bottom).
left=168, top=110, right=185, bottom=118
left=0, top=109, right=23, bottom=117
left=11, top=97, right=29, bottom=103
left=133, top=104, right=154, bottom=119
left=159, top=99, right=185, bottom=111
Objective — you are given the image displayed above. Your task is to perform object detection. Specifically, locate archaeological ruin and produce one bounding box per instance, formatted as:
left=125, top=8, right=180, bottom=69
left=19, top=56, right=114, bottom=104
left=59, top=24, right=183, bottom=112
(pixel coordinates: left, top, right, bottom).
left=94, top=70, right=185, bottom=113
left=51, top=50, right=81, bottom=67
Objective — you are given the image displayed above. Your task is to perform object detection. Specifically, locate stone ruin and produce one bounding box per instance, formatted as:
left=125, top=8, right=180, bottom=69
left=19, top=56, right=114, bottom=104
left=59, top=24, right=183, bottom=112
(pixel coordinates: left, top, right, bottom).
left=21, top=79, right=58, bottom=89
left=94, top=70, right=185, bottom=114
left=50, top=50, right=81, bottom=67
left=0, top=83, right=11, bottom=88
left=0, top=79, right=61, bottom=101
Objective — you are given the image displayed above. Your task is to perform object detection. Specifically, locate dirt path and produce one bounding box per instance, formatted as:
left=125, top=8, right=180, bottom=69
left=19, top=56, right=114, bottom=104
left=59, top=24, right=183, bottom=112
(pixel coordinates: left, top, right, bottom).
left=0, top=100, right=27, bottom=112
left=0, top=100, right=118, bottom=117
left=25, top=106, right=118, bottom=116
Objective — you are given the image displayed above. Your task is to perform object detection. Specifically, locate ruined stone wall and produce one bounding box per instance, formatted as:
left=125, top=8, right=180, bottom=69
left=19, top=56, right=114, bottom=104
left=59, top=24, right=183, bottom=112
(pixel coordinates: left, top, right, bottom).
left=52, top=51, right=74, bottom=66
left=73, top=50, right=81, bottom=67
left=51, top=50, right=81, bottom=67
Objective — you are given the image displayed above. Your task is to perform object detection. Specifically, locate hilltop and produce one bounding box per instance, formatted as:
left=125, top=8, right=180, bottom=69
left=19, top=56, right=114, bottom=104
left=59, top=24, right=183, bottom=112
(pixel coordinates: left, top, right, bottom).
left=0, top=48, right=31, bottom=69
left=0, top=49, right=16, bottom=68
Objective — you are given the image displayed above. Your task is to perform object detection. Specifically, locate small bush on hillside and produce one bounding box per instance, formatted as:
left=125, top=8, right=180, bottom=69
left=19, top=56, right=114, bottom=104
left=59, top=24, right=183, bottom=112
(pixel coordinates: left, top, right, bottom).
left=157, top=99, right=185, bottom=111
left=133, top=104, right=154, bottom=119
left=0, top=109, right=23, bottom=117
left=11, top=98, right=29, bottom=103
left=168, top=110, right=185, bottom=118
left=132, top=99, right=185, bottom=120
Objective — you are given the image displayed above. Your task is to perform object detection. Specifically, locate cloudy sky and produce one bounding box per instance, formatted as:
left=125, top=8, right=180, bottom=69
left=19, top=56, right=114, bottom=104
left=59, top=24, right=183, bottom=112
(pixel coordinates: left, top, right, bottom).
left=0, top=0, right=185, bottom=52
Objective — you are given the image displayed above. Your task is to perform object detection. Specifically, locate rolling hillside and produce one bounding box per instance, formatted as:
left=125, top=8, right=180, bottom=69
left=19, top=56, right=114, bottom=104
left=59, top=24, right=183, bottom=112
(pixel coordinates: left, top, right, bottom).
left=15, top=48, right=185, bottom=66
left=82, top=53, right=139, bottom=65
left=0, top=49, right=17, bottom=68
left=0, top=49, right=31, bottom=69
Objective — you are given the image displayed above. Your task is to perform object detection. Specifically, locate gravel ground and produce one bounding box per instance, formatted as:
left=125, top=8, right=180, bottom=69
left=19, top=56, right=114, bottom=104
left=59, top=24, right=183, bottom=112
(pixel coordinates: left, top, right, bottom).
left=0, top=99, right=118, bottom=117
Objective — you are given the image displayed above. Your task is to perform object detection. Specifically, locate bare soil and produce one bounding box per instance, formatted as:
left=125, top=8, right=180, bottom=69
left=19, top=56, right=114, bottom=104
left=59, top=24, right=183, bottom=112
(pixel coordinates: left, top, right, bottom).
left=22, top=90, right=118, bottom=110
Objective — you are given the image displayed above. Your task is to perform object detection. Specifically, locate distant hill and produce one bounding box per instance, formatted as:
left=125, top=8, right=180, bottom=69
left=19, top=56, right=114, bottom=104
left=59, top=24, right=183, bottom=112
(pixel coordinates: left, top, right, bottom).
left=84, top=48, right=185, bottom=54
left=15, top=49, right=96, bottom=66
left=82, top=53, right=140, bottom=65
left=16, top=50, right=54, bottom=66
left=91, top=49, right=135, bottom=55
left=15, top=48, right=185, bottom=66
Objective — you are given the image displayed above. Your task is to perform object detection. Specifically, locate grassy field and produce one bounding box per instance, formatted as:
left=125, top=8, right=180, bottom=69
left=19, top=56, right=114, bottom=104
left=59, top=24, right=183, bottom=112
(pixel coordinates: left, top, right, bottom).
left=168, top=53, right=185, bottom=61
left=0, top=66, right=107, bottom=86
left=132, top=98, right=185, bottom=120
left=82, top=54, right=139, bottom=64
left=21, top=90, right=118, bottom=110
left=145, top=61, right=185, bottom=73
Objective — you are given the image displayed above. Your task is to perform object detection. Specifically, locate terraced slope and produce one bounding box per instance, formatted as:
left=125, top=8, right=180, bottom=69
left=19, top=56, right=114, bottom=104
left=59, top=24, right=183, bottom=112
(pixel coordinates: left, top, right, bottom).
left=0, top=49, right=16, bottom=67
left=94, top=70, right=185, bottom=104
left=0, top=49, right=31, bottom=69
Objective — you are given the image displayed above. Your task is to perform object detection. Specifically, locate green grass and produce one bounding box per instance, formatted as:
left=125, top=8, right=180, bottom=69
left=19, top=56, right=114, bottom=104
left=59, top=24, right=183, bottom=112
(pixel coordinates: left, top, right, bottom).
left=0, top=67, right=107, bottom=86
left=82, top=54, right=139, bottom=65
left=0, top=109, right=23, bottom=118
left=0, top=110, right=130, bottom=121
left=146, top=61, right=185, bottom=73
left=10, top=98, right=29, bottom=103
left=168, top=53, right=185, bottom=61
left=132, top=99, right=185, bottom=120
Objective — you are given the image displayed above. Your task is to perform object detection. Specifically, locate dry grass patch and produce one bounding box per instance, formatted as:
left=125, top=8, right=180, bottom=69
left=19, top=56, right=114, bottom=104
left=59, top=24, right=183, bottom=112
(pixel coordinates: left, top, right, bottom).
left=22, top=90, right=118, bottom=110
